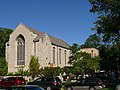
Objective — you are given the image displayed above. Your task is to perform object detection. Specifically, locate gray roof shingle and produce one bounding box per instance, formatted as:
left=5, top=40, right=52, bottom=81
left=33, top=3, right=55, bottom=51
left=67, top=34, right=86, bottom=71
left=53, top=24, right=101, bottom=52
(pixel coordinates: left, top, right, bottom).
left=22, top=24, right=70, bottom=49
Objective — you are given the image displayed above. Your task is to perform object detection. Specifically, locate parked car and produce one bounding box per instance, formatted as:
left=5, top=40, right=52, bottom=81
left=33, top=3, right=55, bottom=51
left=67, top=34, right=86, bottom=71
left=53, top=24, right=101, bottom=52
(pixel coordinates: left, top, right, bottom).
left=0, top=76, right=26, bottom=88
left=94, top=72, right=119, bottom=88
left=64, top=77, right=105, bottom=90
left=9, top=85, right=45, bottom=90
left=0, top=87, right=9, bottom=90
left=116, top=84, right=120, bottom=90
left=27, top=77, right=62, bottom=90
left=101, top=79, right=119, bottom=89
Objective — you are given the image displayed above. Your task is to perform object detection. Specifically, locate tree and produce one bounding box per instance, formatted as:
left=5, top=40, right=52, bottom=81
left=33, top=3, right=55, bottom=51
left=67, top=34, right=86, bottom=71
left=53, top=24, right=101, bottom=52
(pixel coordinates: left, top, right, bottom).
left=0, top=28, right=12, bottom=76
left=69, top=44, right=100, bottom=74
left=0, top=57, right=8, bottom=76
left=89, top=0, right=120, bottom=43
left=72, top=52, right=100, bottom=73
left=14, top=66, right=30, bottom=76
left=68, top=43, right=80, bottom=64
left=29, top=56, right=40, bottom=79
left=41, top=67, right=60, bottom=77
left=80, top=34, right=102, bottom=49
left=99, top=40, right=120, bottom=71
left=69, top=43, right=80, bottom=55
left=0, top=28, right=13, bottom=57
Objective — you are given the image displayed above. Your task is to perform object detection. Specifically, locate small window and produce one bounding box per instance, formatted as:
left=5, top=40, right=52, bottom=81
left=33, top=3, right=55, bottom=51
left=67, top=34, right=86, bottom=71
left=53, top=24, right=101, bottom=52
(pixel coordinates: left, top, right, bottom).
left=65, top=50, right=66, bottom=65
left=53, top=47, right=55, bottom=64
left=59, top=49, right=61, bottom=64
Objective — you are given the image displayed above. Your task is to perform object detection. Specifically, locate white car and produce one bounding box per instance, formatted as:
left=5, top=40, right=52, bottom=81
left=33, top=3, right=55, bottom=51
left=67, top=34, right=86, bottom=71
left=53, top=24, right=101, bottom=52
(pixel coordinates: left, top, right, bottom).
left=116, top=84, right=120, bottom=90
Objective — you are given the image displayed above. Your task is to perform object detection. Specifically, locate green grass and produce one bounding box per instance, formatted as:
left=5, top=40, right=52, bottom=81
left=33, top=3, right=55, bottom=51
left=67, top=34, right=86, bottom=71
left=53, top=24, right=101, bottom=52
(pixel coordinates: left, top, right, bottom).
left=102, top=88, right=110, bottom=90
left=102, top=87, right=115, bottom=90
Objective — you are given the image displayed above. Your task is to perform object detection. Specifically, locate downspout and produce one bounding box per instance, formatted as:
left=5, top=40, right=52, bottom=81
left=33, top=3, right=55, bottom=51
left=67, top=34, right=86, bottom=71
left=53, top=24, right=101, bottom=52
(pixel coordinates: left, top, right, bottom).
left=34, top=42, right=36, bottom=56
left=57, top=46, right=58, bottom=66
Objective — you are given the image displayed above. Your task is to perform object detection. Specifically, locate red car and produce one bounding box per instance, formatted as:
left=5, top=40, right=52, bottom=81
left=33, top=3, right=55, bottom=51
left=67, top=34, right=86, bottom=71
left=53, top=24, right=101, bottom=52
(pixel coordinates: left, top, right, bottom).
left=0, top=76, right=26, bottom=88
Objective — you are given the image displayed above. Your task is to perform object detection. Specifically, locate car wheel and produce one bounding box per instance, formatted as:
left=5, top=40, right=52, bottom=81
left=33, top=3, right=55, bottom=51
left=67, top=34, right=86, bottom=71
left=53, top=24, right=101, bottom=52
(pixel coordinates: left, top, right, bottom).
left=46, top=86, right=52, bottom=90
left=89, top=87, right=96, bottom=90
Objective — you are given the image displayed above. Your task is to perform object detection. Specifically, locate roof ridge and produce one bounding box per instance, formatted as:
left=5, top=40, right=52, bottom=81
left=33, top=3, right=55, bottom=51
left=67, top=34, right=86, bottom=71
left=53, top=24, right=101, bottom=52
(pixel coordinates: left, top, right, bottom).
left=18, top=23, right=69, bottom=49
left=19, top=23, right=44, bottom=35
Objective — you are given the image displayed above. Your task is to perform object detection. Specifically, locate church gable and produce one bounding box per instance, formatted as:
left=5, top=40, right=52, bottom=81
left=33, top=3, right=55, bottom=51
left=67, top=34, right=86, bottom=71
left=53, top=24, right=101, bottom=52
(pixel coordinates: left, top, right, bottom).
left=20, top=23, right=70, bottom=49
left=9, top=23, right=37, bottom=42
left=9, top=23, right=69, bottom=50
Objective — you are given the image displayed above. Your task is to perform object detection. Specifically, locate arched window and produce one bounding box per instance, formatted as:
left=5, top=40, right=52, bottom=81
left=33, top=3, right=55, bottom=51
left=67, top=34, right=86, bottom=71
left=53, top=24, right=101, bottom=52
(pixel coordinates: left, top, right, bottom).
left=17, top=35, right=25, bottom=65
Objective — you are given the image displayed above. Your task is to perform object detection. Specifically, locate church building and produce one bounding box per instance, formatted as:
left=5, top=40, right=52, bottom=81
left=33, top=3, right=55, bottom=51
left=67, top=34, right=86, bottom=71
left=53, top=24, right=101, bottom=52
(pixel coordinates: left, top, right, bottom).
left=6, top=23, right=70, bottom=73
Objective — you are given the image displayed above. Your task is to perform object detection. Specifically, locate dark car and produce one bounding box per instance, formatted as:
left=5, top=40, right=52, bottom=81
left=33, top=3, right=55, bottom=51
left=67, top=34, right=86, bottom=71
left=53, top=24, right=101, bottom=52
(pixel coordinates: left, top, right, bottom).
left=27, top=77, right=62, bottom=90
left=9, top=85, right=45, bottom=90
left=100, top=78, right=119, bottom=89
left=0, top=76, right=26, bottom=88
left=64, top=77, right=105, bottom=90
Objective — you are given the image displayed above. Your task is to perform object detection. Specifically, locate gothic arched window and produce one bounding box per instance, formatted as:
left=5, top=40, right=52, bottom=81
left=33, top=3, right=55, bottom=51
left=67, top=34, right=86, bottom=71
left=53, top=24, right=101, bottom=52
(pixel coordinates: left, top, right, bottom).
left=17, top=35, right=25, bottom=65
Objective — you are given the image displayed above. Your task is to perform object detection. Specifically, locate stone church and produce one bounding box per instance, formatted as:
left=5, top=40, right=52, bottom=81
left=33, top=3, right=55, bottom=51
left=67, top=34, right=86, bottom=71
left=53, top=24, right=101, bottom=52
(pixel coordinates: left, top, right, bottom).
left=6, top=23, right=70, bottom=73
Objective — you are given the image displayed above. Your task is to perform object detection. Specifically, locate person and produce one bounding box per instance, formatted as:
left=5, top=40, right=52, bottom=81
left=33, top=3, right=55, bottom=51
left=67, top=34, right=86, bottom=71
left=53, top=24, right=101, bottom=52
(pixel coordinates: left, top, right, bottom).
left=63, top=72, right=67, bottom=81
left=111, top=71, right=115, bottom=82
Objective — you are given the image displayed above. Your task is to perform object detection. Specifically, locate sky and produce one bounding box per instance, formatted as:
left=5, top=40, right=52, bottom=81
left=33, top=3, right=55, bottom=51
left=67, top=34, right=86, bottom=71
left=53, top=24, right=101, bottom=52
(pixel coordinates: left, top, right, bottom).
left=0, top=0, right=97, bottom=45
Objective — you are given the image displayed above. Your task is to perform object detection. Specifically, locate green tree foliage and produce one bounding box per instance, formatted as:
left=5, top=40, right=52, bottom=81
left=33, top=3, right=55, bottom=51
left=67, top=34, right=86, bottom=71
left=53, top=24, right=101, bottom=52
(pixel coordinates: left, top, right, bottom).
left=15, top=66, right=24, bottom=76
left=99, top=40, right=120, bottom=71
left=80, top=34, right=102, bottom=49
left=41, top=67, right=76, bottom=77
left=69, top=43, right=80, bottom=55
left=89, top=0, right=120, bottom=43
left=72, top=52, right=100, bottom=73
left=41, top=67, right=60, bottom=77
left=61, top=66, right=74, bottom=75
left=69, top=44, right=100, bottom=74
left=7, top=72, right=14, bottom=76
left=0, top=57, right=8, bottom=76
left=29, top=56, right=40, bottom=79
left=14, top=66, right=30, bottom=76
left=0, top=28, right=13, bottom=57
left=69, top=43, right=80, bottom=64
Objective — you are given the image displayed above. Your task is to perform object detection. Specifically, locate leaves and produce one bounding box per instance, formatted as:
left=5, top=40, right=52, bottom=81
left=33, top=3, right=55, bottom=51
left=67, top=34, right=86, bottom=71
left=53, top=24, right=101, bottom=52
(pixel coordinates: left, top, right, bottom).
left=29, top=56, right=40, bottom=79
left=73, top=52, right=100, bottom=73
left=69, top=43, right=80, bottom=54
left=0, top=28, right=12, bottom=75
left=69, top=44, right=100, bottom=73
left=80, top=34, right=102, bottom=49
left=0, top=28, right=13, bottom=57
left=41, top=67, right=60, bottom=77
left=99, top=40, right=120, bottom=71
left=0, top=57, right=8, bottom=76
left=89, top=0, right=120, bottom=43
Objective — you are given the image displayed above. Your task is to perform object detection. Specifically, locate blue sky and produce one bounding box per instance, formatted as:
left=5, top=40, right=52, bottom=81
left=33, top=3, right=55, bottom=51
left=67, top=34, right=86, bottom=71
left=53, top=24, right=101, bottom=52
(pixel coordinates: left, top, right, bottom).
left=0, top=0, right=97, bottom=45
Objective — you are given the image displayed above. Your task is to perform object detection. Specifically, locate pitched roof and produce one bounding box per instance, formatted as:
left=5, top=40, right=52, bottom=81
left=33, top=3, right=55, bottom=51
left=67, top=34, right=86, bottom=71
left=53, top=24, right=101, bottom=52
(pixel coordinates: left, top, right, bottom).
left=21, top=23, right=70, bottom=49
